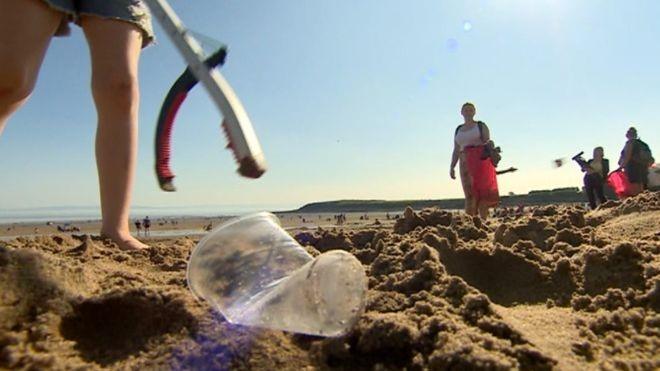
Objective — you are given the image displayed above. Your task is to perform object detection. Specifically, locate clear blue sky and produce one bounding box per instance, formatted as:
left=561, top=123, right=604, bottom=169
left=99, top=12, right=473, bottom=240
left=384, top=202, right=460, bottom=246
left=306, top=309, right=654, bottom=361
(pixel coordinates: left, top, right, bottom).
left=1, top=0, right=658, bottom=210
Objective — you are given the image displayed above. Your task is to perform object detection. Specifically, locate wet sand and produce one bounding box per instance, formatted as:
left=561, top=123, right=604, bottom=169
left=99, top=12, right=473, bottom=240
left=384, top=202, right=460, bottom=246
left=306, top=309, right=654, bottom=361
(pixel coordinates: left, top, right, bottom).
left=0, top=193, right=658, bottom=369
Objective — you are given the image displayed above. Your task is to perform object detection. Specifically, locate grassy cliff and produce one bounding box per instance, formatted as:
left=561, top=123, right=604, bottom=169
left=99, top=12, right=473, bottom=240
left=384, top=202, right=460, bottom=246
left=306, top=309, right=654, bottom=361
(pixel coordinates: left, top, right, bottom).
left=290, top=187, right=612, bottom=213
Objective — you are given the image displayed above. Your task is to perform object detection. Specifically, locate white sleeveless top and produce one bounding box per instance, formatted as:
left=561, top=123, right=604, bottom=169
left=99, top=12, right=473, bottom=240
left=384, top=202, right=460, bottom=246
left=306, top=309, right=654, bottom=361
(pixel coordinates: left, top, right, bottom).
left=455, top=124, right=482, bottom=150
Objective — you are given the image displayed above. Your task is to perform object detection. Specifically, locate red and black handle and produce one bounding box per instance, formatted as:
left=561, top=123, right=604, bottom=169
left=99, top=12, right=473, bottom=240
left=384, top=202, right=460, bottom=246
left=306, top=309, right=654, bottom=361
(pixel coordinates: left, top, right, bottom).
left=155, top=48, right=227, bottom=191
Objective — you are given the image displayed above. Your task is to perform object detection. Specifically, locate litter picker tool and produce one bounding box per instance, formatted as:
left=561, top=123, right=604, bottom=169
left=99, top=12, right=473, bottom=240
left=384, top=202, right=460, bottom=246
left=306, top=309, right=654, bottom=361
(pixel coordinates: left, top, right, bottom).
left=144, top=0, right=267, bottom=191
left=496, top=167, right=518, bottom=175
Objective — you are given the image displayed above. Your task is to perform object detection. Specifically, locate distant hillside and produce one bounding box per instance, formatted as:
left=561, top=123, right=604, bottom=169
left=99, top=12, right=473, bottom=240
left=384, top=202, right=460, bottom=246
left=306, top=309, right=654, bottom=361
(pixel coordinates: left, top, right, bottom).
left=289, top=187, right=612, bottom=214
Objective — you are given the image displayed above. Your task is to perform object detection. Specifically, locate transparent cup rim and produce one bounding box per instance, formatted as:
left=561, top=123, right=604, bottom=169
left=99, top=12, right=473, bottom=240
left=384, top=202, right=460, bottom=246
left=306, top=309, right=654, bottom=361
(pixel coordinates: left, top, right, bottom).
left=186, top=211, right=282, bottom=301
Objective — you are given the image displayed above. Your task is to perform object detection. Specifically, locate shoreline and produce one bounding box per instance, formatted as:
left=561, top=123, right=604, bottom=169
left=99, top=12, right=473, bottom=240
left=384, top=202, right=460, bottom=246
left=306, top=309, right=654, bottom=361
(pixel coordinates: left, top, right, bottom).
left=0, top=211, right=399, bottom=240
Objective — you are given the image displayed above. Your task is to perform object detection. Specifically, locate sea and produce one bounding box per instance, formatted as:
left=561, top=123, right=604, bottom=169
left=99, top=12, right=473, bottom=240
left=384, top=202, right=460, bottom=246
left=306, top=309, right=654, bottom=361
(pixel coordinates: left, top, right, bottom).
left=0, top=204, right=297, bottom=224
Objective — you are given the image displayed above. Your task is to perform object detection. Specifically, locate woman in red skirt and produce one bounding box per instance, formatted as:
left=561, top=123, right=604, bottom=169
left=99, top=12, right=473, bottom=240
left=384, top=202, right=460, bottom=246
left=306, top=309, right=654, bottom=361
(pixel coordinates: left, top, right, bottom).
left=449, top=103, right=499, bottom=219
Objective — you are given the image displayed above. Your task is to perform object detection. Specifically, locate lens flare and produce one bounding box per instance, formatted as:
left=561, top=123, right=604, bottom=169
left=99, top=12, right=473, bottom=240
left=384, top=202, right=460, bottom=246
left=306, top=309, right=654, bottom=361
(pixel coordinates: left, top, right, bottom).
left=446, top=38, right=459, bottom=52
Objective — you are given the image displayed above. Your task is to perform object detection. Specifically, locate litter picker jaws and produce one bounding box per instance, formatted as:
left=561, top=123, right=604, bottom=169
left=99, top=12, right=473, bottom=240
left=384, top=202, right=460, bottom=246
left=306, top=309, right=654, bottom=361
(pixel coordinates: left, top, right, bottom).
left=144, top=0, right=266, bottom=191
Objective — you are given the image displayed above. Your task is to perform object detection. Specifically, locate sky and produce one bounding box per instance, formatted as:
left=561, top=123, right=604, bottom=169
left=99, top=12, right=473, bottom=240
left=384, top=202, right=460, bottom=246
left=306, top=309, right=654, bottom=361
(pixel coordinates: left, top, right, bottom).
left=0, top=0, right=659, bottom=212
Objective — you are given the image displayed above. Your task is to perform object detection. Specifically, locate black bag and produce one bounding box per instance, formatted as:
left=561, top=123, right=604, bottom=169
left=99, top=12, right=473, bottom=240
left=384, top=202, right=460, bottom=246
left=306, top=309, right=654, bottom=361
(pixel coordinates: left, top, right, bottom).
left=482, top=141, right=502, bottom=167
left=634, top=139, right=654, bottom=167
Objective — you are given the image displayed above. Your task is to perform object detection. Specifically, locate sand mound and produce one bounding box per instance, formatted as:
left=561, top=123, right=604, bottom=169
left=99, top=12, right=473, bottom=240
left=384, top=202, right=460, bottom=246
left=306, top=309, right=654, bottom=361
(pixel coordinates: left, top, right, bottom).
left=0, top=236, right=311, bottom=370
left=1, top=191, right=658, bottom=369
left=300, top=193, right=659, bottom=369
left=589, top=190, right=660, bottom=221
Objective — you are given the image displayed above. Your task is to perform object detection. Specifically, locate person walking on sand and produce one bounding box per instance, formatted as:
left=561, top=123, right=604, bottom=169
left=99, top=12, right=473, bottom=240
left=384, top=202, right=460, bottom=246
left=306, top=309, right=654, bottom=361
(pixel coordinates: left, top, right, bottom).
left=581, top=147, right=609, bottom=209
left=618, top=127, right=653, bottom=196
left=449, top=102, right=499, bottom=219
left=142, top=216, right=151, bottom=236
left=0, top=0, right=154, bottom=250
left=134, top=219, right=142, bottom=237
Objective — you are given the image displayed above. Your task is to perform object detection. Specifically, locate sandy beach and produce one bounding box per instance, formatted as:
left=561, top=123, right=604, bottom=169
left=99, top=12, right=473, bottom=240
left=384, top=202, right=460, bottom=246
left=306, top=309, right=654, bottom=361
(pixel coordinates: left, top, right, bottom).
left=0, top=192, right=658, bottom=370
left=0, top=212, right=398, bottom=241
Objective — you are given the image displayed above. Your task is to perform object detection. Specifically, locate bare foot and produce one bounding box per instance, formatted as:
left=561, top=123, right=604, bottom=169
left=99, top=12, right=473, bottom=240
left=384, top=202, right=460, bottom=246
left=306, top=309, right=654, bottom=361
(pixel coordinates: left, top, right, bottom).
left=100, top=230, right=150, bottom=251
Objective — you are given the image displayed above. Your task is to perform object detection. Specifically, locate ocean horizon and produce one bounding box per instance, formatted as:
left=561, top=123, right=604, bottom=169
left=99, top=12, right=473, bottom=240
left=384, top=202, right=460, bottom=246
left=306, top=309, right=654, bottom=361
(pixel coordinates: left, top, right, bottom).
left=0, top=204, right=298, bottom=224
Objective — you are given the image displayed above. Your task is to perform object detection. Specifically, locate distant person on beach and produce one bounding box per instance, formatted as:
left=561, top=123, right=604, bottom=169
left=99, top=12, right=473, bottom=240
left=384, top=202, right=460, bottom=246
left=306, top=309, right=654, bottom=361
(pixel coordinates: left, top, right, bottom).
left=0, top=0, right=153, bottom=250
left=134, top=220, right=142, bottom=236
left=143, top=216, right=151, bottom=236
left=618, top=127, right=653, bottom=196
left=581, top=147, right=609, bottom=209
left=449, top=102, right=499, bottom=219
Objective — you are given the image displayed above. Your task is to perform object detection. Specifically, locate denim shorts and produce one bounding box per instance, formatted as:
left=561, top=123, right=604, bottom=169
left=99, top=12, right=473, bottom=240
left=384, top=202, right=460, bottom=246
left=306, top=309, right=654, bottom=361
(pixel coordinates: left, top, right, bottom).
left=41, top=0, right=154, bottom=48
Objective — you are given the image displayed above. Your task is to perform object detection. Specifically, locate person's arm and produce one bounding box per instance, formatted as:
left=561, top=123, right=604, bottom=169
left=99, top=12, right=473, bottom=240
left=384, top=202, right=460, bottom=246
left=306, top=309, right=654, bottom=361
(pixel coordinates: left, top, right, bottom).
left=603, top=159, right=610, bottom=177
left=450, top=140, right=460, bottom=179
left=619, top=141, right=633, bottom=167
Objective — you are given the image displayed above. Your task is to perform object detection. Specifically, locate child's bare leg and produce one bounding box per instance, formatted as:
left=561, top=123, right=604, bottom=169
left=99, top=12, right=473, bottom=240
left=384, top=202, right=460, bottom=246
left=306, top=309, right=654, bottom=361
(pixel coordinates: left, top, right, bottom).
left=464, top=197, right=477, bottom=216
left=81, top=16, right=147, bottom=250
left=478, top=203, right=489, bottom=220
left=463, top=198, right=471, bottom=215
left=0, top=0, right=62, bottom=135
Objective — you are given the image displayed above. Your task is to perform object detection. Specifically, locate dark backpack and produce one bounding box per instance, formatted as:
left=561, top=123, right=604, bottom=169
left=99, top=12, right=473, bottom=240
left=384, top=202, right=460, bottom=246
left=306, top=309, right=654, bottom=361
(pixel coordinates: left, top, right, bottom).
left=634, top=139, right=654, bottom=167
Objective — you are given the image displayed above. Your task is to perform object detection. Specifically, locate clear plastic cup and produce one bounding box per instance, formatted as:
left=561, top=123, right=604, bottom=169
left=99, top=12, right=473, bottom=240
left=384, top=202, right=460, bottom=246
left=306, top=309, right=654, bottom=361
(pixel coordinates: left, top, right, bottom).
left=186, top=212, right=368, bottom=337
